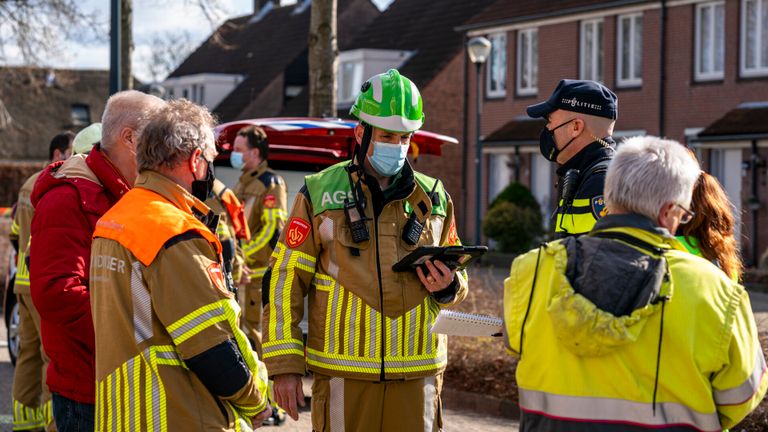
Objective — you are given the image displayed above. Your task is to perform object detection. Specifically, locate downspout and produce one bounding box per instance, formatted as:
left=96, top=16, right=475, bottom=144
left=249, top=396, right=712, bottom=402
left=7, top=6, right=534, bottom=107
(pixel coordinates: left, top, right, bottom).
left=658, top=0, right=667, bottom=137
left=750, top=139, right=760, bottom=266
left=462, top=35, right=470, bottom=240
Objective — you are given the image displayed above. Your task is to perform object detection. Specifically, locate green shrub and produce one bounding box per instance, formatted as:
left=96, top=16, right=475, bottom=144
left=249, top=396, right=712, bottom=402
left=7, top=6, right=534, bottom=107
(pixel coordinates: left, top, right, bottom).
left=489, top=182, right=540, bottom=212
left=482, top=202, right=543, bottom=253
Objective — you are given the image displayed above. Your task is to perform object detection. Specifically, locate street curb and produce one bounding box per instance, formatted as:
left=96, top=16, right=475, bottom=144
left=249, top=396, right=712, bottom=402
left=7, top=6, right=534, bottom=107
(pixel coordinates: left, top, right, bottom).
left=442, top=387, right=520, bottom=420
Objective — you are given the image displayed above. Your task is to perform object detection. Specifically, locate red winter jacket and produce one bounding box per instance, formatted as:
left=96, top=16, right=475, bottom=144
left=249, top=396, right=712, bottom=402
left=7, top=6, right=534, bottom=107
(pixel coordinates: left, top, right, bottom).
left=30, top=145, right=130, bottom=404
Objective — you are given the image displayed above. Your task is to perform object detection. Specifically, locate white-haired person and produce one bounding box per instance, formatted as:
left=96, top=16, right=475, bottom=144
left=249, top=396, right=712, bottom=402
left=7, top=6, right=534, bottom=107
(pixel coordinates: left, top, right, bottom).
left=502, top=135, right=767, bottom=431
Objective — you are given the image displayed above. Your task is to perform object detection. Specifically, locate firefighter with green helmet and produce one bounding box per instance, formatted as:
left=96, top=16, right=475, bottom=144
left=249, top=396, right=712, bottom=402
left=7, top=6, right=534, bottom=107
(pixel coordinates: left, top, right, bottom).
left=264, top=69, right=468, bottom=430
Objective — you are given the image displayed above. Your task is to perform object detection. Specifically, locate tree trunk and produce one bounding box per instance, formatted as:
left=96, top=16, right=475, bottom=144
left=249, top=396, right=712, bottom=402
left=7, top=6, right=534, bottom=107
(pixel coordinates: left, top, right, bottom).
left=308, top=0, right=337, bottom=117
left=120, top=0, right=133, bottom=89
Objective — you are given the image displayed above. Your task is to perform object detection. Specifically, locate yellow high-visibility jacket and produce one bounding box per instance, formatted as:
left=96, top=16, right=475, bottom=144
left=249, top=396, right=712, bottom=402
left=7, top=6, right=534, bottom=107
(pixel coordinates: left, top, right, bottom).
left=504, top=214, right=768, bottom=431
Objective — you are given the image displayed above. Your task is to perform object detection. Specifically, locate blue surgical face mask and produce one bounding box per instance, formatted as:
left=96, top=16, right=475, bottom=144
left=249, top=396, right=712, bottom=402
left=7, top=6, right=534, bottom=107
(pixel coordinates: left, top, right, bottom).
left=230, top=151, right=245, bottom=170
left=368, top=141, right=408, bottom=177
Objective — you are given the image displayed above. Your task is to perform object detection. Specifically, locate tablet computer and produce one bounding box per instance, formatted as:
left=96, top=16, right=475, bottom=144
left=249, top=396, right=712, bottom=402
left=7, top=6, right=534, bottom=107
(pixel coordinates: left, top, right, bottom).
left=391, top=245, right=488, bottom=272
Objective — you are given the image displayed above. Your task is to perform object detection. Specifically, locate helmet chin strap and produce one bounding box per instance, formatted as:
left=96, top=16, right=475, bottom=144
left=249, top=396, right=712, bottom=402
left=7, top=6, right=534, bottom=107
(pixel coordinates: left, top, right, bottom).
left=353, top=123, right=373, bottom=173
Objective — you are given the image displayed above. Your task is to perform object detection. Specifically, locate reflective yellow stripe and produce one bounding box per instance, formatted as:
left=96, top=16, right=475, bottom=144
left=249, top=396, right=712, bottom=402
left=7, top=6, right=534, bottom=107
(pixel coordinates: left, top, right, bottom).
left=249, top=267, right=268, bottom=280
left=243, top=209, right=286, bottom=258
left=12, top=399, right=46, bottom=430
left=267, top=243, right=316, bottom=342
left=167, top=302, right=228, bottom=345
left=132, top=356, right=141, bottom=432
left=106, top=371, right=114, bottom=431
left=14, top=250, right=29, bottom=286
left=307, top=348, right=448, bottom=374
left=263, top=339, right=304, bottom=357
left=10, top=219, right=20, bottom=236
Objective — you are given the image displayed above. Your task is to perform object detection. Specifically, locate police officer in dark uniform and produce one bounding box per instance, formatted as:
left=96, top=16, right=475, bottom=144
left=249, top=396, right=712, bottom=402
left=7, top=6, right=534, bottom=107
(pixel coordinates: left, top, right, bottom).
left=526, top=79, right=618, bottom=238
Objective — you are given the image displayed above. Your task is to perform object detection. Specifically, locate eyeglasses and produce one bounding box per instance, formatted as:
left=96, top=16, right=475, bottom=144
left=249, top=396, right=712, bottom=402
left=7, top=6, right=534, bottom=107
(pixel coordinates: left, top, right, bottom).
left=676, top=203, right=695, bottom=224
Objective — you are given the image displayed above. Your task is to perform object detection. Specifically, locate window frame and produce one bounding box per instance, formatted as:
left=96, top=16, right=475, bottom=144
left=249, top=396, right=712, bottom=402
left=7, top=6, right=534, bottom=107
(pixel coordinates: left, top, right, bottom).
left=516, top=27, right=538, bottom=96
left=616, top=13, right=643, bottom=88
left=740, top=0, right=768, bottom=77
left=695, top=1, right=726, bottom=81
left=486, top=32, right=507, bottom=98
left=337, top=60, right=364, bottom=104
left=70, top=103, right=91, bottom=127
left=580, top=18, right=605, bottom=82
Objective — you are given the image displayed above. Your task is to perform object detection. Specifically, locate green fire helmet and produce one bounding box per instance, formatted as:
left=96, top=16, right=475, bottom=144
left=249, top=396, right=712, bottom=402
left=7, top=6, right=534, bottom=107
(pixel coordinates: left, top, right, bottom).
left=349, top=69, right=424, bottom=133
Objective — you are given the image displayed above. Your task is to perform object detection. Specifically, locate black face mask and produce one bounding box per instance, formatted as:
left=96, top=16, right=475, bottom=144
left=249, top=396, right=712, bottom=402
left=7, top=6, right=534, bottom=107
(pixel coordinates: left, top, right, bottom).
left=539, top=119, right=577, bottom=162
left=192, top=159, right=215, bottom=201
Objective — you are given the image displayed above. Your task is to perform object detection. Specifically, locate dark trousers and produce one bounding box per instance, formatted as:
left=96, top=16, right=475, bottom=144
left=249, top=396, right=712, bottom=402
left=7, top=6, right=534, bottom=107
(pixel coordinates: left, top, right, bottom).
left=51, top=393, right=94, bottom=432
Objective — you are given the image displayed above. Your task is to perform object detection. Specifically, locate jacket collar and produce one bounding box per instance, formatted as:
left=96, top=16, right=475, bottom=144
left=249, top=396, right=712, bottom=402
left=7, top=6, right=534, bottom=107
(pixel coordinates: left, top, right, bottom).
left=557, top=136, right=616, bottom=177
left=134, top=170, right=213, bottom=218
left=86, top=144, right=131, bottom=200
left=591, top=213, right=687, bottom=252
left=238, top=160, right=269, bottom=186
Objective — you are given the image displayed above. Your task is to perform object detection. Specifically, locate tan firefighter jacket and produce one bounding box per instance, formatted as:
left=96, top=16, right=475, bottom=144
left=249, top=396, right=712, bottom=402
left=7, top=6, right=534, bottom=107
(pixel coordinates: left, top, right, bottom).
left=263, top=160, right=468, bottom=381
left=206, top=179, right=245, bottom=284
left=234, top=161, right=287, bottom=281
left=91, top=171, right=269, bottom=431
left=10, top=171, right=41, bottom=294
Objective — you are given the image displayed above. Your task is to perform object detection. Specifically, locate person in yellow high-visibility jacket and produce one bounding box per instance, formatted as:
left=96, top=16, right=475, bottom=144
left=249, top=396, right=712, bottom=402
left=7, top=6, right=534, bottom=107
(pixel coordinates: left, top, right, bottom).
left=503, top=135, right=768, bottom=431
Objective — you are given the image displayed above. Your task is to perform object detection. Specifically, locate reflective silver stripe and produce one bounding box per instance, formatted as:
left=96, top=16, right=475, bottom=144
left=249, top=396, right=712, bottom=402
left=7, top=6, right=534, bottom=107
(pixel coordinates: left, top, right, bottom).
left=518, top=388, right=722, bottom=431
left=111, top=372, right=118, bottom=432
left=274, top=245, right=291, bottom=340
left=126, top=359, right=135, bottom=432
left=348, top=292, right=358, bottom=355
left=313, top=276, right=333, bottom=287
left=384, top=353, right=447, bottom=369
left=151, top=359, right=161, bottom=432
left=155, top=349, right=180, bottom=361
left=389, top=316, right=400, bottom=357
left=329, top=279, right=341, bottom=353
left=308, top=350, right=447, bottom=371
left=714, top=345, right=768, bottom=405
left=169, top=307, right=225, bottom=341
left=423, top=376, right=436, bottom=432
left=263, top=341, right=304, bottom=354
left=297, top=255, right=316, bottom=270
left=408, top=307, right=418, bottom=356
left=131, top=261, right=153, bottom=344
left=330, top=377, right=346, bottom=432
left=369, top=306, right=377, bottom=358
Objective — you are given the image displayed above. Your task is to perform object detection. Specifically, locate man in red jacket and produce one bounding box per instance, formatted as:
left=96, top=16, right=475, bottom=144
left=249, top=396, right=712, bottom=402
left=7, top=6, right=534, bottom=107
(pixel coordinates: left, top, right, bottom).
left=29, top=90, right=165, bottom=432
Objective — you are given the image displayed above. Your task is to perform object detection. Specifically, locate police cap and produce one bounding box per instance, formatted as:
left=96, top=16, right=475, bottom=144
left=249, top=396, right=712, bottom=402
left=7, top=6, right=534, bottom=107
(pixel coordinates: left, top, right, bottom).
left=526, top=79, right=618, bottom=120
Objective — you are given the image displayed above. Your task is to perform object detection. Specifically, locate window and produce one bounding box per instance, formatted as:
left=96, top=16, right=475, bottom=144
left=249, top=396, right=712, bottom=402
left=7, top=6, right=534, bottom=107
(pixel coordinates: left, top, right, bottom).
left=580, top=19, right=604, bottom=82
left=199, top=85, right=205, bottom=105
left=617, top=13, right=643, bottom=87
left=517, top=28, right=538, bottom=96
left=71, top=104, right=90, bottom=126
left=486, top=32, right=507, bottom=98
left=338, top=60, right=363, bottom=104
left=696, top=2, right=725, bottom=81
left=741, top=0, right=768, bottom=77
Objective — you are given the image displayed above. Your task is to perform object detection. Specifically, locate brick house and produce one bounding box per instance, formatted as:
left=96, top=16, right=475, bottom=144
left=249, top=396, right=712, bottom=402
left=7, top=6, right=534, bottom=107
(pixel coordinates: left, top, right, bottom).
left=164, top=0, right=380, bottom=121
left=0, top=68, right=109, bottom=160
left=459, top=0, right=768, bottom=264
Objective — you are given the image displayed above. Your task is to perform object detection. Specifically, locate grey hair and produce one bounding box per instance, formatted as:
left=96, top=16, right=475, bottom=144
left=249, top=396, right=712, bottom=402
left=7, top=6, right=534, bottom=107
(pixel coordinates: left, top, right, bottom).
left=101, top=90, right=165, bottom=150
left=136, top=99, right=218, bottom=171
left=605, top=136, right=700, bottom=220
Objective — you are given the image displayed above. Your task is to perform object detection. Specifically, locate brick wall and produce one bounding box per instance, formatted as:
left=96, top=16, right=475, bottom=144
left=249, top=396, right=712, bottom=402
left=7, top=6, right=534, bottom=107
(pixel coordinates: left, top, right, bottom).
left=416, top=53, right=470, bottom=237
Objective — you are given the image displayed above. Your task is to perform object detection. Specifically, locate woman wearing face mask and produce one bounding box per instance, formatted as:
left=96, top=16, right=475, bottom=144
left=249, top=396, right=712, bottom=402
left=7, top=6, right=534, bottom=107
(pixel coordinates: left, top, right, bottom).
left=264, top=69, right=468, bottom=431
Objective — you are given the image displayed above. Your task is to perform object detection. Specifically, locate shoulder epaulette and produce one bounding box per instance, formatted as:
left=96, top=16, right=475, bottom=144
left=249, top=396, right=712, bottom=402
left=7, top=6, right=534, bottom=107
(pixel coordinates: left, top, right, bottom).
left=255, top=170, right=279, bottom=188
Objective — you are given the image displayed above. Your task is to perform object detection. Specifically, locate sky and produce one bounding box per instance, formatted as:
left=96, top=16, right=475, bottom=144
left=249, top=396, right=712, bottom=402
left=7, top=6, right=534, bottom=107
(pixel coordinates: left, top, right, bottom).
left=19, top=0, right=392, bottom=83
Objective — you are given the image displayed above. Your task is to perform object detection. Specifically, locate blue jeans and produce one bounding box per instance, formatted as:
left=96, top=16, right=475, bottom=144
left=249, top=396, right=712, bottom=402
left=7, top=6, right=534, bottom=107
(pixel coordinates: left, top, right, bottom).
left=51, top=393, right=94, bottom=432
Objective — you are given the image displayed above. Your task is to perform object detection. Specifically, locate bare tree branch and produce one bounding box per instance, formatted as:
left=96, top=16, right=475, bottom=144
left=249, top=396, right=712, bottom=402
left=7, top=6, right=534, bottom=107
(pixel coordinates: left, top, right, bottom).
left=140, top=30, right=195, bottom=82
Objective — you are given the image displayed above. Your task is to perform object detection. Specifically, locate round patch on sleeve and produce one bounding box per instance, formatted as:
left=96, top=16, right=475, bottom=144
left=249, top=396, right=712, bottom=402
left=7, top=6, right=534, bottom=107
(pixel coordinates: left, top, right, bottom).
left=591, top=195, right=608, bottom=219
left=286, top=217, right=311, bottom=248
left=263, top=194, right=277, bottom=209
left=206, top=263, right=232, bottom=297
